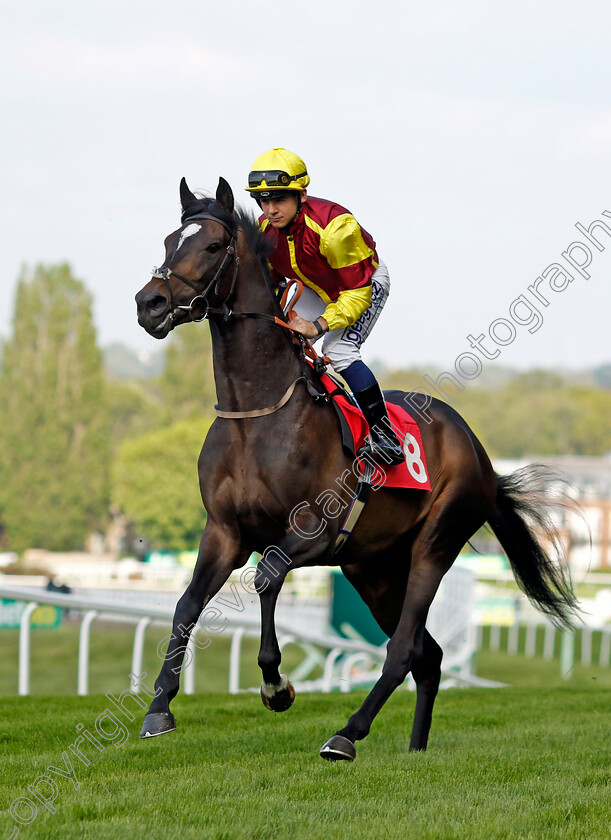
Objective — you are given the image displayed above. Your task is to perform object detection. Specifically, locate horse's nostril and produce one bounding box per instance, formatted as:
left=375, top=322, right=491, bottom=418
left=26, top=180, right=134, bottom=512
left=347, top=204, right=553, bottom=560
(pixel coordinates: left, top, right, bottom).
left=147, top=294, right=168, bottom=315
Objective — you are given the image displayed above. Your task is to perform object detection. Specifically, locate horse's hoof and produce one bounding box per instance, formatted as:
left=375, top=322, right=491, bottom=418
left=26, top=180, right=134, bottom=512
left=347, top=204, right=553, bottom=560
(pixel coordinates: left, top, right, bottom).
left=320, top=735, right=356, bottom=762
left=140, top=712, right=176, bottom=739
left=260, top=675, right=295, bottom=712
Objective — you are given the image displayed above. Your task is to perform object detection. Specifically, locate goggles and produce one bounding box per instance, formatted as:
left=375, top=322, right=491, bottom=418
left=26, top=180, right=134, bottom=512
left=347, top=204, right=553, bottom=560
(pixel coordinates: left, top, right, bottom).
left=248, top=169, right=308, bottom=189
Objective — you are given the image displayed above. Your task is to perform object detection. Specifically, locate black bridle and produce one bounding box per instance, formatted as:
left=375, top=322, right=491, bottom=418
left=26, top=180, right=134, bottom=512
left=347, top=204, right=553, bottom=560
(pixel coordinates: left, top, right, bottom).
left=151, top=213, right=240, bottom=324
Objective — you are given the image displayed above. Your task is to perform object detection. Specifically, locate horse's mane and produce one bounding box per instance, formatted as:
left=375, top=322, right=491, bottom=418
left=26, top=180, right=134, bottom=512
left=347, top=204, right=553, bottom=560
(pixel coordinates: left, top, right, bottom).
left=234, top=205, right=274, bottom=267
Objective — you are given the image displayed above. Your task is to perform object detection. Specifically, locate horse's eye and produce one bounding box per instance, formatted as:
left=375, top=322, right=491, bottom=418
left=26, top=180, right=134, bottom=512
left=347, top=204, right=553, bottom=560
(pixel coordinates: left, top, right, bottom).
left=206, top=242, right=221, bottom=254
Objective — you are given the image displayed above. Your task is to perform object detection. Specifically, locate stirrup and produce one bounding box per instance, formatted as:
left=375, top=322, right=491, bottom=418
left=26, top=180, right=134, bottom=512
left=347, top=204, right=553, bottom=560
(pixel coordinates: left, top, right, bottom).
left=359, top=437, right=405, bottom=467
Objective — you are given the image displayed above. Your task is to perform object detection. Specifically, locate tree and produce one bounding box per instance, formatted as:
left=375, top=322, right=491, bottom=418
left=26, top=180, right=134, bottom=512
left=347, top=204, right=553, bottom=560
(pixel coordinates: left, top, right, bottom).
left=379, top=366, right=611, bottom=458
left=451, top=373, right=611, bottom=457
left=593, top=363, right=611, bottom=389
left=0, top=264, right=110, bottom=552
left=112, top=418, right=212, bottom=551
left=109, top=323, right=217, bottom=551
left=159, top=321, right=216, bottom=422
left=106, top=379, right=163, bottom=452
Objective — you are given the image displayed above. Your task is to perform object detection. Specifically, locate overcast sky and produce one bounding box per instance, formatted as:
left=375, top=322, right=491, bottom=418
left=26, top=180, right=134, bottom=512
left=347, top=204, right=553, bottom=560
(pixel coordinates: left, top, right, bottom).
left=1, top=0, right=610, bottom=377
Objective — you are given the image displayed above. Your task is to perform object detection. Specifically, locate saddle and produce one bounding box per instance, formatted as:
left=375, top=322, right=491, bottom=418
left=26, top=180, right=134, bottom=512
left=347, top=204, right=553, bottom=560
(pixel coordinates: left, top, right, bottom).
left=315, top=372, right=432, bottom=492
left=278, top=280, right=431, bottom=493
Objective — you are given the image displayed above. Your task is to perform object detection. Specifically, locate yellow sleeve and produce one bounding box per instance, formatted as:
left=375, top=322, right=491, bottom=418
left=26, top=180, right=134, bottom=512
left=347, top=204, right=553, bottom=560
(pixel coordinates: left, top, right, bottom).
left=319, top=214, right=375, bottom=268
left=322, top=285, right=372, bottom=331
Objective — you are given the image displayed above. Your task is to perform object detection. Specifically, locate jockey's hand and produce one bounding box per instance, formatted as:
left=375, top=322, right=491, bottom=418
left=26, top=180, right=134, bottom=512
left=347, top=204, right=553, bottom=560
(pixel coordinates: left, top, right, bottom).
left=289, top=316, right=328, bottom=339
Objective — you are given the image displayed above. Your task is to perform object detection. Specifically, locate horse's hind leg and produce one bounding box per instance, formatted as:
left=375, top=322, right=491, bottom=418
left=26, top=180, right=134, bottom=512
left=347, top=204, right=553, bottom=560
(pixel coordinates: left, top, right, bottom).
left=256, top=525, right=332, bottom=713
left=255, top=546, right=297, bottom=714
left=409, top=629, right=443, bottom=751
left=140, top=524, right=245, bottom=738
left=321, top=498, right=480, bottom=761
left=320, top=558, right=450, bottom=761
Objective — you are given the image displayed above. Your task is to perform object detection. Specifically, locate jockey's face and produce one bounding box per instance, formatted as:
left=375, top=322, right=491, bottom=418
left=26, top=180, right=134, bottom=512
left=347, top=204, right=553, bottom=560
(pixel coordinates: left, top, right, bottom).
left=260, top=190, right=306, bottom=229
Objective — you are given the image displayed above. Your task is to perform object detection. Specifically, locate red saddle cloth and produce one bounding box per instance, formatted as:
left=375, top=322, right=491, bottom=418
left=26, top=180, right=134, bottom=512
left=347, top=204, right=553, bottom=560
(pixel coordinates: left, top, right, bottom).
left=319, top=373, right=432, bottom=491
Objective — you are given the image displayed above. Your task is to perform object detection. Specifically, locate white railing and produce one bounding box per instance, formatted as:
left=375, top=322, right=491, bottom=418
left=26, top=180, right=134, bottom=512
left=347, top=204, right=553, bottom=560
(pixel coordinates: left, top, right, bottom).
left=477, top=619, right=611, bottom=677
left=1, top=585, right=386, bottom=696
left=0, top=572, right=486, bottom=696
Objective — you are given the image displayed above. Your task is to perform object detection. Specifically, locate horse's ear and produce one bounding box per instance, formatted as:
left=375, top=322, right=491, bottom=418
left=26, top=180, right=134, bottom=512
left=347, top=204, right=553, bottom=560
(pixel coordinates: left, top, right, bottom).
left=180, top=177, right=198, bottom=211
left=216, top=177, right=234, bottom=215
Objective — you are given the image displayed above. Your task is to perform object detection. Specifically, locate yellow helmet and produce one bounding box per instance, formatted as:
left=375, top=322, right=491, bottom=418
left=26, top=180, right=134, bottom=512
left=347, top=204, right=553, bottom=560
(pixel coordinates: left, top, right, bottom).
left=246, top=148, right=310, bottom=197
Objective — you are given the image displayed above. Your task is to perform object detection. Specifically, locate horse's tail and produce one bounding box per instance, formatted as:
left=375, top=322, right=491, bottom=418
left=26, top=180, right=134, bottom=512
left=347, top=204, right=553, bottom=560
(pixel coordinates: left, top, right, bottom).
left=487, top=465, right=578, bottom=628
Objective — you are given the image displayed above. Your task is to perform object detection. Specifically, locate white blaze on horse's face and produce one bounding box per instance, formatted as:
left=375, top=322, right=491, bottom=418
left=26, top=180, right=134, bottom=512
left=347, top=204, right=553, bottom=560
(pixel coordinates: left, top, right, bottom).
left=174, top=223, right=201, bottom=256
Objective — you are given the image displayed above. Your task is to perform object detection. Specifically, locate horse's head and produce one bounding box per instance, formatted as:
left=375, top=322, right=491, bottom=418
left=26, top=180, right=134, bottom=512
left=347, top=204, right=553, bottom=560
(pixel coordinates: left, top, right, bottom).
left=136, top=177, right=238, bottom=338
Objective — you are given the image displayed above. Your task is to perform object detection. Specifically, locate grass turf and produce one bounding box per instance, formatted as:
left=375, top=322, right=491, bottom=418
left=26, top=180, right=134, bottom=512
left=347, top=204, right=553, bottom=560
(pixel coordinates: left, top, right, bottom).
left=0, top=688, right=609, bottom=840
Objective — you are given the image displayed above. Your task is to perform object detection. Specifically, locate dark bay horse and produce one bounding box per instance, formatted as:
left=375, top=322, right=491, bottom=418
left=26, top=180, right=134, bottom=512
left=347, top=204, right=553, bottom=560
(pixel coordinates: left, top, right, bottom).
left=134, top=177, right=576, bottom=761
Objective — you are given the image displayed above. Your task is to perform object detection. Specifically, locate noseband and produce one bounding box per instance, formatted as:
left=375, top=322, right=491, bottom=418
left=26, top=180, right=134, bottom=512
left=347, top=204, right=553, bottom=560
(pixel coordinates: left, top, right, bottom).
left=151, top=213, right=240, bottom=324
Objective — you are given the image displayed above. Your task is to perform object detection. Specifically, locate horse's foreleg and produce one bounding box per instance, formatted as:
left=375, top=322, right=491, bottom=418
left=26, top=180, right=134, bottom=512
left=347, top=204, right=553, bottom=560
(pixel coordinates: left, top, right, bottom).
left=140, top=526, right=244, bottom=738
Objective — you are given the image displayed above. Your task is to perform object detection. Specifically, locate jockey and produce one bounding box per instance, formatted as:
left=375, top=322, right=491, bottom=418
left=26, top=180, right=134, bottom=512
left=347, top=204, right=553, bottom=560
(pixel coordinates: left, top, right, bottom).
left=246, top=147, right=404, bottom=466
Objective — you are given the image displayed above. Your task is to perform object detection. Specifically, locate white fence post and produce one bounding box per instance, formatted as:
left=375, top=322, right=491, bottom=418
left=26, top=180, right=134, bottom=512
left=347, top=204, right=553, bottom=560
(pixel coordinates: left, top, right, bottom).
left=229, top=627, right=245, bottom=694
left=18, top=602, right=39, bottom=696
left=131, top=617, right=151, bottom=692
left=560, top=630, right=575, bottom=680
left=508, top=622, right=519, bottom=655
left=183, top=634, right=196, bottom=695
left=580, top=628, right=592, bottom=667
left=543, top=623, right=556, bottom=660
left=78, top=611, right=98, bottom=696
left=600, top=630, right=611, bottom=668
left=525, top=623, right=537, bottom=658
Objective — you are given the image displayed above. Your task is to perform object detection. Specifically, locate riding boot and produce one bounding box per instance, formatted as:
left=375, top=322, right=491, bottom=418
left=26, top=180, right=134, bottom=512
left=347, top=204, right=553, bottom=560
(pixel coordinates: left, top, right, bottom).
left=353, top=384, right=405, bottom=466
